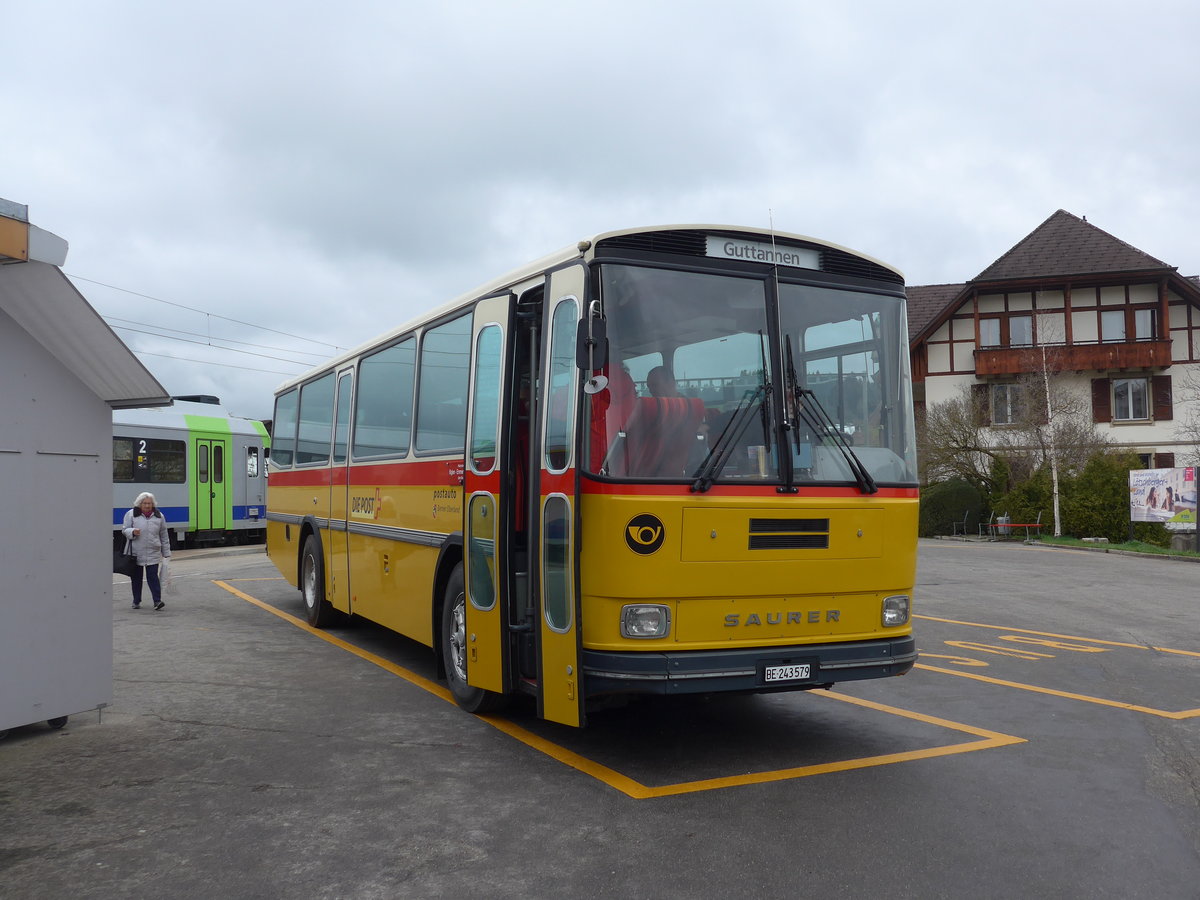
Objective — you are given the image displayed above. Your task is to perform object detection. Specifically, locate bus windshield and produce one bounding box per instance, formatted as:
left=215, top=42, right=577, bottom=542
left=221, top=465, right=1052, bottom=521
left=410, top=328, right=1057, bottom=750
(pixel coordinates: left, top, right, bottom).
left=779, top=282, right=918, bottom=486
left=589, top=264, right=917, bottom=486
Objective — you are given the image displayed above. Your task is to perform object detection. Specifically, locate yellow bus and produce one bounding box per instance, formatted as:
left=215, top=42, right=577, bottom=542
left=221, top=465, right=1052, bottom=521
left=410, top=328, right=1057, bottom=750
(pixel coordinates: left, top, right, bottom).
left=266, top=225, right=918, bottom=727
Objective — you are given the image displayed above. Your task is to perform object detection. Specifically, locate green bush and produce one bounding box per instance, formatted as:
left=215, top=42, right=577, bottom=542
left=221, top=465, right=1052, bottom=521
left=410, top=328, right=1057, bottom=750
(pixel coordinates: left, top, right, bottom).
left=919, top=479, right=983, bottom=537
left=992, top=465, right=1053, bottom=529
left=1060, top=451, right=1170, bottom=546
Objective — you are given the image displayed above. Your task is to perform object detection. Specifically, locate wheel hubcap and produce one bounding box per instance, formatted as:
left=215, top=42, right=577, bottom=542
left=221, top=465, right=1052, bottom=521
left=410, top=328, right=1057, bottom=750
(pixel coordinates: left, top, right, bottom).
left=449, top=592, right=467, bottom=682
left=303, top=556, right=316, bottom=609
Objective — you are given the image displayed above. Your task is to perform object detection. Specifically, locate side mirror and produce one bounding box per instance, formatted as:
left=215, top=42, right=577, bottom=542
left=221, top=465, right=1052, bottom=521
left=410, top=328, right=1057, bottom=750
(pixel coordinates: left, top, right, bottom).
left=576, top=305, right=609, bottom=394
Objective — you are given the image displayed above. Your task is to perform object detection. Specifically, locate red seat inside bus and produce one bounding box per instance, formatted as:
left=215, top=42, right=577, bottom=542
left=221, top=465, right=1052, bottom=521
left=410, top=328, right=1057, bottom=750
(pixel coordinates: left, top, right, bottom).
left=619, top=396, right=706, bottom=477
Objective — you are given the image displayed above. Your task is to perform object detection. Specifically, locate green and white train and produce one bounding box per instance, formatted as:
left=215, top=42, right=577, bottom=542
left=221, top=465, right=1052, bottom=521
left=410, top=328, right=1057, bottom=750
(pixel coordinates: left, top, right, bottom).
left=112, top=397, right=270, bottom=548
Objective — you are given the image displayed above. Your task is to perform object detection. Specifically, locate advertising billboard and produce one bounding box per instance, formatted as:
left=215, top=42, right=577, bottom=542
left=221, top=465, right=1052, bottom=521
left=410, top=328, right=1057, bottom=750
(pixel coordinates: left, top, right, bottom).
left=1129, top=467, right=1197, bottom=531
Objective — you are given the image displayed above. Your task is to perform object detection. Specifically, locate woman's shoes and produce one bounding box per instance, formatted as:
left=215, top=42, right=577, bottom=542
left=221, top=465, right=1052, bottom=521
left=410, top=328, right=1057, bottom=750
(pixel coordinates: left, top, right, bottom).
left=154, top=601, right=165, bottom=611
left=131, top=603, right=140, bottom=609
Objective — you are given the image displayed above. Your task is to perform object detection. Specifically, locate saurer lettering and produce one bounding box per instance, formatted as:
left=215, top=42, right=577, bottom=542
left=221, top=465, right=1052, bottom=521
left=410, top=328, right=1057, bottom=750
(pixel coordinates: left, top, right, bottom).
left=725, top=610, right=841, bottom=626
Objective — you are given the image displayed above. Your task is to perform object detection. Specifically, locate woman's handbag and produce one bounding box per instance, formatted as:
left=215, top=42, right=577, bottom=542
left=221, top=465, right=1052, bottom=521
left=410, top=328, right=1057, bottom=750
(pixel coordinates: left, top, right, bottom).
left=112, top=546, right=139, bottom=578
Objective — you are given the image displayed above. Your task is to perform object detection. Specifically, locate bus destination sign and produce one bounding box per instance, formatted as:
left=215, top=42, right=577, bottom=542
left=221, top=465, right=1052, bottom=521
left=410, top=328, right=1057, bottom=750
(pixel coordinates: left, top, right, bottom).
left=705, top=235, right=820, bottom=270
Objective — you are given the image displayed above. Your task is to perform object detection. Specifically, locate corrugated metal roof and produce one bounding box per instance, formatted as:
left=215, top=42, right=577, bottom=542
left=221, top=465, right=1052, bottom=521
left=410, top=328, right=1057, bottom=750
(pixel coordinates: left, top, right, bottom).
left=1, top=260, right=170, bottom=409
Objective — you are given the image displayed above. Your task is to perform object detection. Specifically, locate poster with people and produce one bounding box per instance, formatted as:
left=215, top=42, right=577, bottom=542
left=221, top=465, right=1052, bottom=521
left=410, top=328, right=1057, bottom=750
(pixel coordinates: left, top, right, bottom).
left=1129, top=467, right=1197, bottom=531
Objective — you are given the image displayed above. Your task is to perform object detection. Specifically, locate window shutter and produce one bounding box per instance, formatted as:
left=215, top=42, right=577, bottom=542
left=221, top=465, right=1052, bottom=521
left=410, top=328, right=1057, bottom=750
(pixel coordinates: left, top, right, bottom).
left=1156, top=452, right=1175, bottom=468
left=1152, top=375, right=1173, bottom=421
left=1091, top=378, right=1111, bottom=423
left=971, top=383, right=989, bottom=426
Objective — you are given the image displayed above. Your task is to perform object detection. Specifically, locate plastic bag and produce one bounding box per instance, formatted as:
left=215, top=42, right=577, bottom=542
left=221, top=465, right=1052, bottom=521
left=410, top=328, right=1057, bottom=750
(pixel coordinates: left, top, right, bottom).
left=160, top=557, right=178, bottom=595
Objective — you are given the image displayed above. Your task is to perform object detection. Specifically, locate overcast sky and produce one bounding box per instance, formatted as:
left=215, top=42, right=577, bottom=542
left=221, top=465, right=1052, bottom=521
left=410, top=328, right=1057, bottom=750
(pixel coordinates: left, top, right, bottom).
left=5, top=1, right=1198, bottom=420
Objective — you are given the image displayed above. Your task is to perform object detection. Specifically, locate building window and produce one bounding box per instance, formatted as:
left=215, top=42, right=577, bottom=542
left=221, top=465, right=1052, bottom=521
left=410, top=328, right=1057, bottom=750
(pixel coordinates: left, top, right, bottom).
left=1009, top=315, right=1032, bottom=347
left=991, top=383, right=1023, bottom=426
left=979, top=318, right=1000, bottom=348
left=1101, top=309, right=1126, bottom=343
left=1112, top=378, right=1149, bottom=421
left=1134, top=308, right=1155, bottom=341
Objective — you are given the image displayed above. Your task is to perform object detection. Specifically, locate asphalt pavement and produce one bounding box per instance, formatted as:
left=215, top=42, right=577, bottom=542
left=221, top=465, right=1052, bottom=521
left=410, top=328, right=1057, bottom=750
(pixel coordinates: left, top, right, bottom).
left=1, top=540, right=1198, bottom=899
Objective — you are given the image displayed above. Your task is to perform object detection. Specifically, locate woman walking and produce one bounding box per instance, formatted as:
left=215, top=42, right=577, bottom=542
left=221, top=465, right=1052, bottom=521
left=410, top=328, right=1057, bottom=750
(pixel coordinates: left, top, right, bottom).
left=122, top=491, right=172, bottom=610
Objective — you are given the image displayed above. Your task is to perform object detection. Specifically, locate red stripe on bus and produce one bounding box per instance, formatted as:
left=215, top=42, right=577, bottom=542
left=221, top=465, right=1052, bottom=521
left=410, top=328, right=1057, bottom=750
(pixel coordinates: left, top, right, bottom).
left=579, top=480, right=918, bottom=499
left=269, top=459, right=466, bottom=488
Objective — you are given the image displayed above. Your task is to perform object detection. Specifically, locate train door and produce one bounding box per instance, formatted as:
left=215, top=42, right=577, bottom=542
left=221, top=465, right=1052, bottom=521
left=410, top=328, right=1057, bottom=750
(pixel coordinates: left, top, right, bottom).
left=463, top=293, right=515, bottom=696
left=536, top=267, right=585, bottom=727
left=194, top=438, right=228, bottom=532
left=327, top=370, right=353, bottom=612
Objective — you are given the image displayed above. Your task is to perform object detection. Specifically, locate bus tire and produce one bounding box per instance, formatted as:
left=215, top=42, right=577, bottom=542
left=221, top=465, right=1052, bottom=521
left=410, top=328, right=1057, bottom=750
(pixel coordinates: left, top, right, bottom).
left=301, top=535, right=335, bottom=628
left=440, top=563, right=507, bottom=714
left=47, top=716, right=68, bottom=730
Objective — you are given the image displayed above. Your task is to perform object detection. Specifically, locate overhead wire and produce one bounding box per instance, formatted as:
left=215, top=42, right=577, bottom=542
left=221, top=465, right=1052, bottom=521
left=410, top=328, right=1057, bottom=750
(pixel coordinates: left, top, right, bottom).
left=132, top=349, right=303, bottom=376
left=103, top=315, right=329, bottom=362
left=109, top=324, right=321, bottom=367
left=67, top=272, right=351, bottom=353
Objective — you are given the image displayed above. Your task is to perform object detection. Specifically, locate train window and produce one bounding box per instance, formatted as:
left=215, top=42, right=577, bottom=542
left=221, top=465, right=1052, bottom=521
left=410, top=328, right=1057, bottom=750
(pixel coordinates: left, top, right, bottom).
left=272, top=389, right=299, bottom=467
left=198, top=444, right=209, bottom=484
left=247, top=447, right=260, bottom=477
left=113, top=438, right=134, bottom=482
left=213, top=444, right=224, bottom=483
left=113, top=437, right=186, bottom=483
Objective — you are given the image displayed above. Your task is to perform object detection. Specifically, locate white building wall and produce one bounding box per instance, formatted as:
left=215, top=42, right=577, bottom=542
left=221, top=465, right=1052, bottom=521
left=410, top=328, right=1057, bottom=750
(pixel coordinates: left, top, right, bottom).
left=0, top=306, right=113, bottom=732
left=923, top=366, right=1200, bottom=465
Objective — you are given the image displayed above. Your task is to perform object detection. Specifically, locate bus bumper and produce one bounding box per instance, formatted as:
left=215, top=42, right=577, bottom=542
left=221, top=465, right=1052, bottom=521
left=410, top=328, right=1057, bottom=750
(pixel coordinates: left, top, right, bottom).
left=581, top=636, right=917, bottom=697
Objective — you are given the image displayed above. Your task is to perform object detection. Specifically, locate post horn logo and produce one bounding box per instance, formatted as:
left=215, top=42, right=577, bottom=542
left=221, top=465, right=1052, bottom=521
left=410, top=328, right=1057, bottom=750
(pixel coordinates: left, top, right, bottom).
left=625, top=514, right=665, bottom=555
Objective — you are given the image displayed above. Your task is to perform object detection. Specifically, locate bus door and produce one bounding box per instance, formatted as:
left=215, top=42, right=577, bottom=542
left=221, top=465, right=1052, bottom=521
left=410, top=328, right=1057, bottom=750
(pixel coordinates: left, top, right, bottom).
left=536, top=267, right=586, bottom=727
left=463, top=293, right=516, bottom=697
left=195, top=438, right=228, bottom=532
left=327, top=370, right=354, bottom=613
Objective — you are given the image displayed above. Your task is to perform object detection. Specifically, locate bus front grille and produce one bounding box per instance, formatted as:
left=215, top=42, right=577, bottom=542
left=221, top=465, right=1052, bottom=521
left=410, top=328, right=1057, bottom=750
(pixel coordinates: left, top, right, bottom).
left=748, top=518, right=830, bottom=550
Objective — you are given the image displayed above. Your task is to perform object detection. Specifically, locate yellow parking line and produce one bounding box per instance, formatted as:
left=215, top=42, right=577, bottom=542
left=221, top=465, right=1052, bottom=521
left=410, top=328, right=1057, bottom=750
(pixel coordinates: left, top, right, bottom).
left=916, top=663, right=1200, bottom=720
left=216, top=580, right=1027, bottom=798
left=915, top=614, right=1200, bottom=658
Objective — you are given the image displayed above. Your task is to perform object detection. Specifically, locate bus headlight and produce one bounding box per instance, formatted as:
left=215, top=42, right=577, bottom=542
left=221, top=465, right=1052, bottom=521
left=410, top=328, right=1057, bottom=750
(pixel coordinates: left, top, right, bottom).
left=621, top=604, right=671, bottom=639
left=882, top=595, right=910, bottom=627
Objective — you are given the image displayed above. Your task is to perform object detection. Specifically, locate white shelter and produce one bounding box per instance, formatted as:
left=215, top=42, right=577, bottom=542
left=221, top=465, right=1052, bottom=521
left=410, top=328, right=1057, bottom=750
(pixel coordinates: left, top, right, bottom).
left=0, top=199, right=170, bottom=737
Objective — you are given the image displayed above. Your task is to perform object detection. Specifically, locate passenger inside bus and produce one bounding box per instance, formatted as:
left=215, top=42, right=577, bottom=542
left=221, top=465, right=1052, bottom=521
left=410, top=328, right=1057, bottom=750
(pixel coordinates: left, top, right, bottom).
left=600, top=367, right=700, bottom=480
left=646, top=365, right=681, bottom=398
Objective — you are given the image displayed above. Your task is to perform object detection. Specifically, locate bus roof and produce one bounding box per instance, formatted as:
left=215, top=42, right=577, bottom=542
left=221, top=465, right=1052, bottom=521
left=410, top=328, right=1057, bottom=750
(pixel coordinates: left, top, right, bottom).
left=273, top=224, right=903, bottom=395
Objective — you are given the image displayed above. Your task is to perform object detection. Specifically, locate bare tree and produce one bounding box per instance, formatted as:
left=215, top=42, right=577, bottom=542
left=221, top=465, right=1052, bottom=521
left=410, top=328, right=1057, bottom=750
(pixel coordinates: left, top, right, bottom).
left=1174, top=366, right=1200, bottom=467
left=990, top=314, right=1108, bottom=535
left=919, top=386, right=1002, bottom=494
left=921, top=312, right=1107, bottom=536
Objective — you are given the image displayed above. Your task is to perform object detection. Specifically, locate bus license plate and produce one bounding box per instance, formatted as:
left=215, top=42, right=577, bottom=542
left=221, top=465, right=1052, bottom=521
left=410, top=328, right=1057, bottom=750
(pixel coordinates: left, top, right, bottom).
left=764, top=663, right=811, bottom=683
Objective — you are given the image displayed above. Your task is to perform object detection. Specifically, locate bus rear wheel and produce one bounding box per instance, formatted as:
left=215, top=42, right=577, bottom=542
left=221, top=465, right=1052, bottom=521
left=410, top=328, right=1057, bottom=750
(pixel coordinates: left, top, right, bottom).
left=441, top=563, right=507, bottom=714
left=301, top=535, right=335, bottom=628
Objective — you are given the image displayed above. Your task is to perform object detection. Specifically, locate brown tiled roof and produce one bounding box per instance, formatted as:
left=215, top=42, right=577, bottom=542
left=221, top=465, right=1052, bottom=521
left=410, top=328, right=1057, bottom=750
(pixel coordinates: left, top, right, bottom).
left=906, top=283, right=964, bottom=341
left=972, top=209, right=1172, bottom=283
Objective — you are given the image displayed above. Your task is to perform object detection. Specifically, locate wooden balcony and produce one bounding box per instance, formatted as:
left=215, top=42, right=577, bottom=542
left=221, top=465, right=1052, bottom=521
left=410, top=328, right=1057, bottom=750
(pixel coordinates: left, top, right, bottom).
left=974, top=339, right=1172, bottom=376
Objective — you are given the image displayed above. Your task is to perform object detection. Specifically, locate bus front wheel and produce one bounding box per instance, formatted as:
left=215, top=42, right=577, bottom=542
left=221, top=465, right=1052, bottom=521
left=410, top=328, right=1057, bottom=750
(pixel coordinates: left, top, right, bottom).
left=440, top=563, right=507, bottom=714
left=301, top=535, right=335, bottom=628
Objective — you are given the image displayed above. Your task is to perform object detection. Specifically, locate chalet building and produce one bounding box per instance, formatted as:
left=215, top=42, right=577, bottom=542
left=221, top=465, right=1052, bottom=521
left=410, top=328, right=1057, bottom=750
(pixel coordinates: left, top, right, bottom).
left=908, top=210, right=1200, bottom=470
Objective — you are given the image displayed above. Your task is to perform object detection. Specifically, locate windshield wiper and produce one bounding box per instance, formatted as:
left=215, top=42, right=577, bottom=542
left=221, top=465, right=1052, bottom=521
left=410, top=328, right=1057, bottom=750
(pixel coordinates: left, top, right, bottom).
left=783, top=336, right=876, bottom=494
left=691, top=383, right=769, bottom=493
left=792, top=385, right=878, bottom=495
